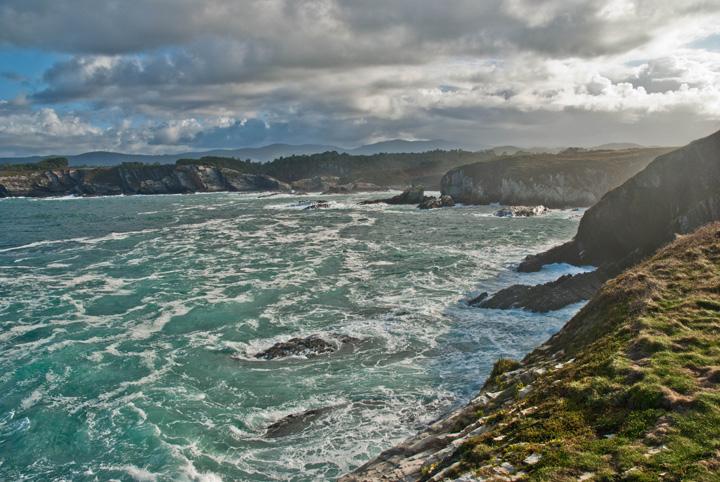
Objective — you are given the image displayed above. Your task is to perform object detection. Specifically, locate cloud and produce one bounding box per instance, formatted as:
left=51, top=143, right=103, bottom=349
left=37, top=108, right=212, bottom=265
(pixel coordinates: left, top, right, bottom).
left=1, top=0, right=720, bottom=155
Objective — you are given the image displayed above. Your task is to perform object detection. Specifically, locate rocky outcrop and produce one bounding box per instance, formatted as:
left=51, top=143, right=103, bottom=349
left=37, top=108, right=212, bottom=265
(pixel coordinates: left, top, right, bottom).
left=253, top=334, right=358, bottom=360
left=323, top=181, right=384, bottom=194
left=494, top=205, right=548, bottom=217
left=418, top=195, right=455, bottom=210
left=360, top=186, right=429, bottom=205
left=344, top=223, right=720, bottom=481
left=0, top=164, right=290, bottom=198
left=476, top=270, right=608, bottom=312
left=302, top=201, right=331, bottom=210
left=265, top=406, right=342, bottom=438
left=519, top=130, right=720, bottom=273
left=440, top=148, right=671, bottom=208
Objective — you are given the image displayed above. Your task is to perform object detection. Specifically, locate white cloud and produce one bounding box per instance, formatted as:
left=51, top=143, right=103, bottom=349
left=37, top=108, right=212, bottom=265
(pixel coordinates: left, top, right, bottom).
left=1, top=0, right=720, bottom=155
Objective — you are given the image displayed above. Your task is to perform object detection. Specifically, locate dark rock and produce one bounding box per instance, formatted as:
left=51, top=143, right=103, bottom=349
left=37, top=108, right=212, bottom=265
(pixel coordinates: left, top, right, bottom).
left=303, top=200, right=331, bottom=210
left=517, top=241, right=585, bottom=273
left=253, top=334, right=359, bottom=360
left=495, top=205, right=548, bottom=217
left=478, top=270, right=608, bottom=313
left=467, top=292, right=489, bottom=305
left=418, top=195, right=455, bottom=209
left=360, top=186, right=428, bottom=205
left=265, top=405, right=342, bottom=438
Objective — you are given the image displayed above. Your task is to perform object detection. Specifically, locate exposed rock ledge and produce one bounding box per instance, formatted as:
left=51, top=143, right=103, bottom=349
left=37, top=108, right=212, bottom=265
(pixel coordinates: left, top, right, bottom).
left=253, top=334, right=359, bottom=360
left=473, top=270, right=608, bottom=313
left=360, top=187, right=456, bottom=209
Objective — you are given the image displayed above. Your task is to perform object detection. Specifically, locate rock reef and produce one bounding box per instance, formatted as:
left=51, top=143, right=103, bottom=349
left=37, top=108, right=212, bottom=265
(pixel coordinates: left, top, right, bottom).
left=253, top=334, right=358, bottom=360
left=494, top=205, right=548, bottom=217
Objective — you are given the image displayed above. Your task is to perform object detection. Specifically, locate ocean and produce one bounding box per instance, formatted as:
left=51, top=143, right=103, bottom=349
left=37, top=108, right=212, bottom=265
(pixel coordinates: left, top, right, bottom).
left=0, top=191, right=589, bottom=481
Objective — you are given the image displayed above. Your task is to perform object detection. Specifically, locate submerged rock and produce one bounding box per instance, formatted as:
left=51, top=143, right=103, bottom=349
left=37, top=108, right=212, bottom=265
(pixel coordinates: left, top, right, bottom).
left=265, top=405, right=342, bottom=438
left=478, top=270, right=607, bottom=313
left=254, top=334, right=359, bottom=360
left=302, top=200, right=331, bottom=210
left=494, top=205, right=548, bottom=217
left=418, top=195, right=455, bottom=210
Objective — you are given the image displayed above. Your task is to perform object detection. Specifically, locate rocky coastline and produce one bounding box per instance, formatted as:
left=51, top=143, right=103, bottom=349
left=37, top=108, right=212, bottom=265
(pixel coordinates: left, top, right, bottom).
left=0, top=163, right=291, bottom=198
left=344, top=222, right=720, bottom=481
left=344, top=132, right=720, bottom=480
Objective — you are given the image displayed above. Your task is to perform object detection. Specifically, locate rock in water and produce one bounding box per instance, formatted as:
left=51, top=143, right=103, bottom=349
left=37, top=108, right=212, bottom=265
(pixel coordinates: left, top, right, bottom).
left=494, top=205, right=548, bottom=217
left=265, top=405, right=346, bottom=438
left=477, top=270, right=608, bottom=313
left=253, top=334, right=358, bottom=360
left=467, top=292, right=489, bottom=305
left=303, top=200, right=330, bottom=210
left=418, top=195, right=455, bottom=209
left=360, top=186, right=427, bottom=205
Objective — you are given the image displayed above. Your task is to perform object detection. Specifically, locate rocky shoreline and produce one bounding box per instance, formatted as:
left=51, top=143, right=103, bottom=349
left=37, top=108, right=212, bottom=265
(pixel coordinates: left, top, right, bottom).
left=341, top=130, right=720, bottom=480
left=0, top=163, right=292, bottom=198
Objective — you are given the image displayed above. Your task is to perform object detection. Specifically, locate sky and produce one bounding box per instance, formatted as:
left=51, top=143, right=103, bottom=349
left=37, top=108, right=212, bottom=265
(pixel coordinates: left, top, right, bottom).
left=1, top=0, right=720, bottom=157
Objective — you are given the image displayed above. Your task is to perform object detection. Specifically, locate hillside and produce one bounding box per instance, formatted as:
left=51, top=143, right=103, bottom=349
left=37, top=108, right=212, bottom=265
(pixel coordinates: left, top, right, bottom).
left=441, top=147, right=673, bottom=208
left=258, top=150, right=496, bottom=188
left=0, top=140, right=458, bottom=167
left=345, top=222, right=720, bottom=481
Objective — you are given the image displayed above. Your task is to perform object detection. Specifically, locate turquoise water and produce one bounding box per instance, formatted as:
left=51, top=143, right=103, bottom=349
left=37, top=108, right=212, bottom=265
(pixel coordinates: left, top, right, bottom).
left=0, top=192, right=587, bottom=481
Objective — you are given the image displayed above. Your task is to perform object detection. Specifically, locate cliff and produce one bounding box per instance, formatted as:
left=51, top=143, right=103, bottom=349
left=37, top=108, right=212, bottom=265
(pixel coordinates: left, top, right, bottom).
left=0, top=163, right=290, bottom=198
left=520, top=130, right=720, bottom=272
left=259, top=150, right=497, bottom=189
left=344, top=222, right=720, bottom=481
left=441, top=148, right=671, bottom=208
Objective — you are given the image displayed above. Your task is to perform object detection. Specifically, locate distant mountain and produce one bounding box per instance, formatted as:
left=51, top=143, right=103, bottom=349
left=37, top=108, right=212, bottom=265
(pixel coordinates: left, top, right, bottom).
left=491, top=145, right=565, bottom=155
left=0, top=139, right=458, bottom=167
left=347, top=139, right=453, bottom=155
left=593, top=142, right=645, bottom=150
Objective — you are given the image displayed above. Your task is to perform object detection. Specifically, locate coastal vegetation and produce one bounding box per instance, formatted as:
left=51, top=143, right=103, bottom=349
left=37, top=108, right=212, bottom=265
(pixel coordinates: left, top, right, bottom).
left=346, top=222, right=720, bottom=481
left=452, top=222, right=720, bottom=480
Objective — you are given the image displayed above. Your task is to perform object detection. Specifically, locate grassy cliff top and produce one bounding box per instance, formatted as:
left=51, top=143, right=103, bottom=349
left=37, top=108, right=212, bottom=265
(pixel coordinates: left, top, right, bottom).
left=435, top=222, right=720, bottom=481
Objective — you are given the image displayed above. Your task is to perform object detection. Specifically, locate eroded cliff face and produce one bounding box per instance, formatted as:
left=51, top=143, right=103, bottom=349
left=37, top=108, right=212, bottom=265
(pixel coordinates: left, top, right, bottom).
left=520, top=130, right=720, bottom=272
left=440, top=148, right=671, bottom=208
left=0, top=164, right=290, bottom=198
left=441, top=169, right=606, bottom=208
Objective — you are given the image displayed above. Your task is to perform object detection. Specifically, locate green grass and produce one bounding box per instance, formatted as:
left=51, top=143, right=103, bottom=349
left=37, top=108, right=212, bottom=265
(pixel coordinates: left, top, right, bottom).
left=434, top=223, right=720, bottom=481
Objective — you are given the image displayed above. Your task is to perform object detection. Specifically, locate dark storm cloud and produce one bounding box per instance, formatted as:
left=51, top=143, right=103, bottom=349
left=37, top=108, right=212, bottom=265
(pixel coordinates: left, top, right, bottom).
left=1, top=0, right=720, bottom=155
